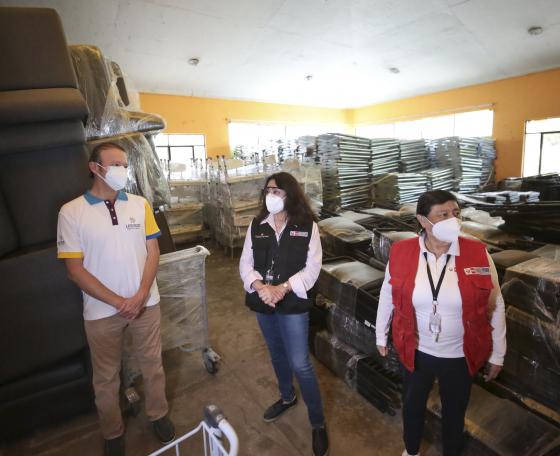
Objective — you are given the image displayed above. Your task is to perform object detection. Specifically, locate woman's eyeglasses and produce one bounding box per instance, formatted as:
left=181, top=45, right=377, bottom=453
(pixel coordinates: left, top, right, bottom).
left=263, top=186, right=286, bottom=196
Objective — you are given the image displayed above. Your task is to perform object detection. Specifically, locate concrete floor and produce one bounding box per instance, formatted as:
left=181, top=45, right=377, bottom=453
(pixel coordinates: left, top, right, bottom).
left=1, top=242, right=444, bottom=456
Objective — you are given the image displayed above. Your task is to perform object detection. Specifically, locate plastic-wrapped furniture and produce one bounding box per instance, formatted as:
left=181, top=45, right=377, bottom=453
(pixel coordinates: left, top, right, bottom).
left=123, top=247, right=219, bottom=394
left=318, top=217, right=372, bottom=256
left=70, top=45, right=164, bottom=141
left=371, top=230, right=418, bottom=264
left=498, top=257, right=560, bottom=414
left=490, top=249, right=539, bottom=283
left=0, top=7, right=94, bottom=439
left=70, top=45, right=171, bottom=209
left=165, top=175, right=209, bottom=245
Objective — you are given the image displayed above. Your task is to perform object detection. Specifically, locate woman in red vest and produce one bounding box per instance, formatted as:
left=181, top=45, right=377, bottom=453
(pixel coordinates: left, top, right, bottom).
left=375, top=190, right=506, bottom=456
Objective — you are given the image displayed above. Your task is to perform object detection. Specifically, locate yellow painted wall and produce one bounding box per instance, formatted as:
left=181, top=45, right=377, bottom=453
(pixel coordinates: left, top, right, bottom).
left=352, top=68, right=560, bottom=180
left=139, top=93, right=351, bottom=158
left=140, top=68, right=560, bottom=180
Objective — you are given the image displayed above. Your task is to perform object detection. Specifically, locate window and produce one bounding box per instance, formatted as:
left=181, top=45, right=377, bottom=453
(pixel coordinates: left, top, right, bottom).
left=154, top=134, right=206, bottom=180
left=355, top=109, right=493, bottom=140
left=228, top=121, right=346, bottom=159
left=523, top=118, right=560, bottom=176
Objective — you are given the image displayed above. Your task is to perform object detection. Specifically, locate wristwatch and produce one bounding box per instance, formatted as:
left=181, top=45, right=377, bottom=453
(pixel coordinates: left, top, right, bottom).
left=282, top=282, right=289, bottom=290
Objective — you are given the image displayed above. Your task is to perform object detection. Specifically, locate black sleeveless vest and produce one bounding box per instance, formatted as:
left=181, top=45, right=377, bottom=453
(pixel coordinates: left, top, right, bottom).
left=245, top=218, right=314, bottom=314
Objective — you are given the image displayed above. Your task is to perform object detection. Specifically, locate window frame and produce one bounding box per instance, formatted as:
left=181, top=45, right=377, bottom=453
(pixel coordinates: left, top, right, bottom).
left=524, top=128, right=560, bottom=176
left=155, top=133, right=206, bottom=179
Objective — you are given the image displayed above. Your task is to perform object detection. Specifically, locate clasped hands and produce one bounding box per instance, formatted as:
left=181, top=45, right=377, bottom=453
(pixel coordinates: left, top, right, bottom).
left=117, top=289, right=149, bottom=319
left=253, top=280, right=288, bottom=308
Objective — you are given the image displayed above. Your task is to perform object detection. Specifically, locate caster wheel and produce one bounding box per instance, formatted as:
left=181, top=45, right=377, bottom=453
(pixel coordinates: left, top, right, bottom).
left=204, top=356, right=219, bottom=374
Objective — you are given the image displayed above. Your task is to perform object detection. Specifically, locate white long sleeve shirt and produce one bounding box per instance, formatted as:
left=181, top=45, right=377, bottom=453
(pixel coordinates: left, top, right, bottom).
left=375, top=236, right=507, bottom=366
left=239, top=215, right=322, bottom=299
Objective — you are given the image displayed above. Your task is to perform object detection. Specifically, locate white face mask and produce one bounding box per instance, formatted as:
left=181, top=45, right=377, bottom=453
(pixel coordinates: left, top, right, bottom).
left=96, top=164, right=128, bottom=191
left=426, top=216, right=461, bottom=243
left=266, top=194, right=285, bottom=214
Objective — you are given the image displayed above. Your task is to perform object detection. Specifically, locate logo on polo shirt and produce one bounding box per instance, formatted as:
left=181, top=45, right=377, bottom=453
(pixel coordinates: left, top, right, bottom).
left=126, top=216, right=142, bottom=231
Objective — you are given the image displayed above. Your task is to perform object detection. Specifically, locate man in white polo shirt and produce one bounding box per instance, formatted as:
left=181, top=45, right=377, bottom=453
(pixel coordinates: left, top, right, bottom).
left=57, top=142, right=174, bottom=456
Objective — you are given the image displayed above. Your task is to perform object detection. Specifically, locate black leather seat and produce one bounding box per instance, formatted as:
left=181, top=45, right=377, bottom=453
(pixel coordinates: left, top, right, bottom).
left=0, top=7, right=94, bottom=440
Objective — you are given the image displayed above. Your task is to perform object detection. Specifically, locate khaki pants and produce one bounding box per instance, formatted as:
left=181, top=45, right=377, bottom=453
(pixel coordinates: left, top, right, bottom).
left=84, top=305, right=168, bottom=439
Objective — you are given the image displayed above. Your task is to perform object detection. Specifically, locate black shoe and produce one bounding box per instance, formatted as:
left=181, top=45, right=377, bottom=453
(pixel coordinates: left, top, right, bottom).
left=152, top=415, right=175, bottom=444
left=312, top=425, right=329, bottom=456
left=104, top=435, right=124, bottom=456
left=263, top=395, right=297, bottom=422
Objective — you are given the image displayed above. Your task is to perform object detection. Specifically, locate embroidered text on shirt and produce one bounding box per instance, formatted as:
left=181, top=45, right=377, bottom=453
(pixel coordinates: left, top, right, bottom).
left=463, top=267, right=490, bottom=275
left=290, top=230, right=309, bottom=237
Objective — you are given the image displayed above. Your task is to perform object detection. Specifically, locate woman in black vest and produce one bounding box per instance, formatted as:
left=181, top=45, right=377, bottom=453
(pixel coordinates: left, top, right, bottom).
left=239, top=172, right=328, bottom=456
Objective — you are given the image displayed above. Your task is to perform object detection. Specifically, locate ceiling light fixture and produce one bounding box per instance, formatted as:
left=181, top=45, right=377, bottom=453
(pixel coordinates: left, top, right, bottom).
left=305, top=74, right=313, bottom=81
left=389, top=67, right=400, bottom=74
left=188, top=57, right=200, bottom=66
left=528, top=26, right=543, bottom=36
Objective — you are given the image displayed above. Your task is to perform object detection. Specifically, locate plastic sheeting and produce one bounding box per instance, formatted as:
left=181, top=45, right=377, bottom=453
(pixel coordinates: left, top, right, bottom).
left=70, top=45, right=165, bottom=140
left=165, top=203, right=204, bottom=227
left=460, top=221, right=524, bottom=248
left=72, top=44, right=170, bottom=208
left=280, top=159, right=323, bottom=215
left=461, top=207, right=504, bottom=227
left=122, top=246, right=210, bottom=386
left=532, top=244, right=560, bottom=261
left=338, top=210, right=377, bottom=223
left=317, top=258, right=385, bottom=311
left=204, top=161, right=267, bottom=249
left=426, top=383, right=560, bottom=456
left=499, top=347, right=560, bottom=413
left=316, top=294, right=376, bottom=356
left=88, top=134, right=171, bottom=207
left=318, top=217, right=372, bottom=256
left=311, top=329, right=358, bottom=385
left=502, top=257, right=560, bottom=322
left=490, top=249, right=539, bottom=283
left=318, top=218, right=371, bottom=243
left=500, top=256, right=560, bottom=412
left=354, top=356, right=403, bottom=416
left=505, top=306, right=560, bottom=369
left=311, top=325, right=402, bottom=418
left=315, top=293, right=402, bottom=374
left=371, top=231, right=418, bottom=264
left=169, top=180, right=205, bottom=205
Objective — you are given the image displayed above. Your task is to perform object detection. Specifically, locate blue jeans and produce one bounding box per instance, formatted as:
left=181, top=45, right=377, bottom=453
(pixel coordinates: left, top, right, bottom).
left=256, top=312, right=325, bottom=428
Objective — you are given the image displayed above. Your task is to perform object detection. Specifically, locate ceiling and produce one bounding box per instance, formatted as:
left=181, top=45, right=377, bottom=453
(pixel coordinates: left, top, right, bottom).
left=4, top=0, right=560, bottom=108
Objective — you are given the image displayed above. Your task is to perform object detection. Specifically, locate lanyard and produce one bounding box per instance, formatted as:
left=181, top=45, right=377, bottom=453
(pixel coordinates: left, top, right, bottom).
left=423, top=252, right=451, bottom=305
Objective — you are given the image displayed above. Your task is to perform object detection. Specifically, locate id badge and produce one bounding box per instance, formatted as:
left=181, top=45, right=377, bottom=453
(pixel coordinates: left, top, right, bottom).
left=265, top=268, right=274, bottom=285
left=429, top=312, right=441, bottom=341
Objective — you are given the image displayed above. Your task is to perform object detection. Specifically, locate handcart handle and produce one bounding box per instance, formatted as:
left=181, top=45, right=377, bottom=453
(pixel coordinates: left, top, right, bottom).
left=204, top=404, right=225, bottom=427
left=204, top=405, right=239, bottom=456
left=218, top=419, right=239, bottom=456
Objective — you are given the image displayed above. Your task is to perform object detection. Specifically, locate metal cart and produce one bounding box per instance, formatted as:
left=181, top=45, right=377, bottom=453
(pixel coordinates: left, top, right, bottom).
left=148, top=405, right=238, bottom=456
left=123, top=246, right=220, bottom=409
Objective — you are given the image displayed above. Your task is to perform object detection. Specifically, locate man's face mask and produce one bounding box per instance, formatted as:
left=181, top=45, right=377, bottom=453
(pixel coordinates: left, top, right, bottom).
left=96, top=164, right=128, bottom=191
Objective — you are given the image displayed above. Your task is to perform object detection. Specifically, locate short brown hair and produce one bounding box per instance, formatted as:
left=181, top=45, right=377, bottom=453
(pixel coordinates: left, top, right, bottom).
left=89, top=142, right=126, bottom=177
left=89, top=142, right=126, bottom=164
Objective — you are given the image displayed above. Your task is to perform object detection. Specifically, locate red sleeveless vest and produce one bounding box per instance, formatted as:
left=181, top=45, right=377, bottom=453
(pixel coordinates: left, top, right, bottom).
left=388, top=236, right=493, bottom=375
